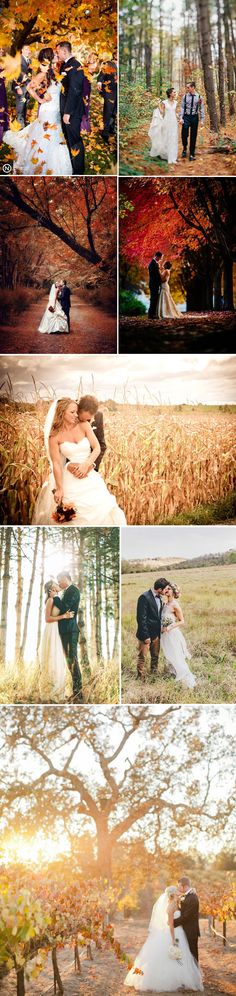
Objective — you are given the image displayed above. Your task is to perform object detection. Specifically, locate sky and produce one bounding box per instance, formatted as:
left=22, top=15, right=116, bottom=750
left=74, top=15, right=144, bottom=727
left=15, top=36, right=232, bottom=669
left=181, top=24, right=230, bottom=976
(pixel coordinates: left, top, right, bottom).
left=1, top=354, right=236, bottom=405
left=122, top=526, right=236, bottom=561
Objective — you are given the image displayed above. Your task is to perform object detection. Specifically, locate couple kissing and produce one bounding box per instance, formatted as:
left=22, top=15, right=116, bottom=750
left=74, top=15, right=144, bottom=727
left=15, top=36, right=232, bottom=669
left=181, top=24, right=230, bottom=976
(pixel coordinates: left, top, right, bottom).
left=137, top=577, right=196, bottom=688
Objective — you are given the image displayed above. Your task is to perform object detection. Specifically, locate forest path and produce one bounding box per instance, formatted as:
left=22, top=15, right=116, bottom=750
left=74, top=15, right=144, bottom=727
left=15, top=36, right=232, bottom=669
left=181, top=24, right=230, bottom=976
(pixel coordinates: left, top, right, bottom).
left=119, top=312, right=236, bottom=353
left=120, top=123, right=236, bottom=177
left=0, top=296, right=117, bottom=354
left=1, top=919, right=235, bottom=995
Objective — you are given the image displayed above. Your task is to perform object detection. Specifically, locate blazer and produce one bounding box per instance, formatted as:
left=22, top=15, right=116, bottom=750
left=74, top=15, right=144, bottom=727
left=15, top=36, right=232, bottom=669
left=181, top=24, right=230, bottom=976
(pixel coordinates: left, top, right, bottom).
left=91, top=410, right=106, bottom=470
left=60, top=57, right=84, bottom=121
left=148, top=258, right=162, bottom=292
left=54, top=584, right=80, bottom=637
left=174, top=891, right=200, bottom=943
left=136, top=588, right=162, bottom=641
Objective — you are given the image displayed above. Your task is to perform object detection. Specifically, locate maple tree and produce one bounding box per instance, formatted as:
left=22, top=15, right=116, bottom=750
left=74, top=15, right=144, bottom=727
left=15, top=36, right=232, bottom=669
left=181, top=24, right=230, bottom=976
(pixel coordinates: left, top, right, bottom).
left=0, top=0, right=117, bottom=57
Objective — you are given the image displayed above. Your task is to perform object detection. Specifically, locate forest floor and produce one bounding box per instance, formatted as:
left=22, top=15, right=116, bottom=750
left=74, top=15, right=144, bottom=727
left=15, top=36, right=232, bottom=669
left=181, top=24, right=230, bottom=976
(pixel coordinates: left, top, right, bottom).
left=1, top=918, right=235, bottom=994
left=0, top=295, right=117, bottom=354
left=119, top=119, right=236, bottom=176
left=119, top=312, right=236, bottom=352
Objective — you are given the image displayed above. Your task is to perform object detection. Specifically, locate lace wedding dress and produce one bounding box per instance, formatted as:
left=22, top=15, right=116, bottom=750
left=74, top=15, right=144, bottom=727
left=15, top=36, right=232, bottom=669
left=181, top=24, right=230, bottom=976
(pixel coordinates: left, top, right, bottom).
left=158, top=274, right=181, bottom=318
left=33, top=437, right=126, bottom=525
left=38, top=284, right=69, bottom=334
left=4, top=80, right=72, bottom=175
left=38, top=602, right=72, bottom=702
left=124, top=897, right=203, bottom=992
left=161, top=601, right=196, bottom=688
left=149, top=99, right=178, bottom=164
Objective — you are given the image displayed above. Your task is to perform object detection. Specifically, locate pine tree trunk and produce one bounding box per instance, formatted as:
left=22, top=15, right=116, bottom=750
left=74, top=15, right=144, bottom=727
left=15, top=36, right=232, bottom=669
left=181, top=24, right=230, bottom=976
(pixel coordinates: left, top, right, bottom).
left=104, top=546, right=111, bottom=660
left=20, top=530, right=40, bottom=656
left=15, top=531, right=23, bottom=662
left=197, top=0, right=219, bottom=130
left=217, top=0, right=226, bottom=125
left=78, top=531, right=91, bottom=676
left=224, top=0, right=235, bottom=115
left=36, top=528, right=46, bottom=652
left=0, top=528, right=11, bottom=663
left=95, top=534, right=103, bottom=660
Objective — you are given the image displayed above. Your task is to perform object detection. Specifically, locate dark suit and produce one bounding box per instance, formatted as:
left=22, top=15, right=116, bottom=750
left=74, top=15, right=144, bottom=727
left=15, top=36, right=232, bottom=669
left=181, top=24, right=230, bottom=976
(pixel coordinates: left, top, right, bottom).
left=148, top=258, right=162, bottom=319
left=97, top=61, right=117, bottom=139
left=174, top=890, right=200, bottom=962
left=60, top=285, right=71, bottom=331
left=12, top=56, right=32, bottom=128
left=60, top=57, right=85, bottom=174
left=136, top=588, right=162, bottom=678
left=90, top=411, right=106, bottom=470
left=54, top=584, right=82, bottom=697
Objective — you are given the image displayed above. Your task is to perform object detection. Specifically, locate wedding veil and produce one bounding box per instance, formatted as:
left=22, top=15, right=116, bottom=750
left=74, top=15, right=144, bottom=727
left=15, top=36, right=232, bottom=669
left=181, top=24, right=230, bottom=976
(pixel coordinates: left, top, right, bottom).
left=149, top=888, right=176, bottom=932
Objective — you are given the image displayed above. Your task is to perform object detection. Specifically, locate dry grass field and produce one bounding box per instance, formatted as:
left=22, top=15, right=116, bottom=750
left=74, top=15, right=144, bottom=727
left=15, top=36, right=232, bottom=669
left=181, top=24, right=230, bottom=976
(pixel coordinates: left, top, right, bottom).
left=121, top=565, right=236, bottom=704
left=0, top=401, right=235, bottom=524
left=0, top=657, right=119, bottom=706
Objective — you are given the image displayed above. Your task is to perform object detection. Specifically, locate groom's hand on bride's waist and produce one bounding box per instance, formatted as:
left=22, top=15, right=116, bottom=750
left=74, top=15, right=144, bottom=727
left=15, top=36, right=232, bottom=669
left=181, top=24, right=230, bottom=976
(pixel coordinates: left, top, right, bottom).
left=63, top=113, right=70, bottom=124
left=68, top=463, right=92, bottom=478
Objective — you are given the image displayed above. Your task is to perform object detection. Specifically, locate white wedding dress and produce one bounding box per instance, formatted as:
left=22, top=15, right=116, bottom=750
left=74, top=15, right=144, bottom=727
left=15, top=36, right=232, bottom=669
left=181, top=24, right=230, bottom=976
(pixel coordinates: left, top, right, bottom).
left=39, top=603, right=72, bottom=702
left=4, top=81, right=72, bottom=175
left=158, top=274, right=181, bottom=318
left=124, top=898, right=203, bottom=992
left=33, top=437, right=126, bottom=525
left=38, top=284, right=69, bottom=334
left=161, top=601, right=196, bottom=688
left=149, top=99, right=178, bottom=164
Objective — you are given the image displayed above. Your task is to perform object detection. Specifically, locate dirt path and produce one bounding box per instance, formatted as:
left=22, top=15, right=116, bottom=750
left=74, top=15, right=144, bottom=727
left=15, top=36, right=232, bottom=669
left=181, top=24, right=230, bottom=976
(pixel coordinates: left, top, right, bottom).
left=0, top=297, right=117, bottom=354
left=1, top=918, right=235, bottom=995
left=120, top=124, right=236, bottom=176
left=119, top=313, right=236, bottom=353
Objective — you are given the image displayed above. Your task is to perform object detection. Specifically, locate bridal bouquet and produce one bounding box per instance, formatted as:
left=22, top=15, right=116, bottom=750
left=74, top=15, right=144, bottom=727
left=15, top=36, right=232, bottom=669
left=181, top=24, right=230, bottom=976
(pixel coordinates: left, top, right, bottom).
left=52, top=499, right=77, bottom=523
left=161, top=615, right=173, bottom=631
left=169, top=942, right=182, bottom=961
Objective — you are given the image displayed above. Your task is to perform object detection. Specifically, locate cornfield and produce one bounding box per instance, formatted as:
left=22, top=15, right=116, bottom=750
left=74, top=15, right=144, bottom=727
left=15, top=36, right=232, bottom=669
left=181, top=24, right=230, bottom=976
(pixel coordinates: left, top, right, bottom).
left=0, top=402, right=235, bottom=524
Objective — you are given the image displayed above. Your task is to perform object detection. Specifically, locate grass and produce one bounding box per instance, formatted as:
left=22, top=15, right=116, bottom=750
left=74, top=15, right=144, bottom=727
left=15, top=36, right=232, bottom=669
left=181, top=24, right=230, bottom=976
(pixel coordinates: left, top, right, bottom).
left=121, top=565, right=236, bottom=704
left=0, top=287, right=45, bottom=326
left=0, top=657, right=119, bottom=705
left=0, top=402, right=235, bottom=525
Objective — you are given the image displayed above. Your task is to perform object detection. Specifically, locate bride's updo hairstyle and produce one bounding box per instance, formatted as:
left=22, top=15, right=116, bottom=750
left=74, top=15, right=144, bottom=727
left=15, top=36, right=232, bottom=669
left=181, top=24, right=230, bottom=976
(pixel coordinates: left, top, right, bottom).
left=169, top=582, right=181, bottom=598
left=165, top=886, right=178, bottom=897
left=164, top=261, right=172, bottom=270
left=38, top=47, right=55, bottom=87
left=44, top=579, right=56, bottom=600
left=166, top=87, right=175, bottom=98
left=49, top=398, right=75, bottom=437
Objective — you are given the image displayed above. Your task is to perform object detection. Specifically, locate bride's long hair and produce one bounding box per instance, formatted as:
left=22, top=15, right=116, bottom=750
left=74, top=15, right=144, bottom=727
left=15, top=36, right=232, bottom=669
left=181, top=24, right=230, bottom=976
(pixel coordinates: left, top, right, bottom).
left=38, top=47, right=55, bottom=89
left=44, top=579, right=56, bottom=601
left=49, top=397, right=76, bottom=438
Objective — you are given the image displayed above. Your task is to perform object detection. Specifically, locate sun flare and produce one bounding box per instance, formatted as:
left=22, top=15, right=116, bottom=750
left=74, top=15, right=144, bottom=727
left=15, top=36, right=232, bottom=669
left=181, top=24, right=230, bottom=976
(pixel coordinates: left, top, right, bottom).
left=2, top=833, right=70, bottom=866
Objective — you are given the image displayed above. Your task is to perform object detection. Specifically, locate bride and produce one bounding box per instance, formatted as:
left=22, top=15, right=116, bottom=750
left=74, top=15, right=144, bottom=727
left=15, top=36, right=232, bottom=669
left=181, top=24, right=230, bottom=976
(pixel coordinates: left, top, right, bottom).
left=161, top=584, right=196, bottom=688
left=148, top=87, right=178, bottom=165
left=39, top=581, right=73, bottom=701
left=38, top=281, right=69, bottom=335
left=33, top=397, right=126, bottom=525
left=124, top=886, right=203, bottom=992
left=158, top=262, right=181, bottom=319
left=3, top=47, right=72, bottom=176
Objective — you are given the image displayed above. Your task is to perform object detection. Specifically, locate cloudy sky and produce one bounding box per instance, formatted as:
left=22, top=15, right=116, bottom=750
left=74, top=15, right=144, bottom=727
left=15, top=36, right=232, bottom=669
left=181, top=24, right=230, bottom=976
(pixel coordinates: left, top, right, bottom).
left=122, top=525, right=236, bottom=560
left=1, top=354, right=236, bottom=405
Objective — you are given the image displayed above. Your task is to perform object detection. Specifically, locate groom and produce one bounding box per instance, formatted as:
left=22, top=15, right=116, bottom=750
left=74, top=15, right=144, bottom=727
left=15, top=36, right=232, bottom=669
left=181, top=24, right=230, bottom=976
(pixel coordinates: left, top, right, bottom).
left=55, top=571, right=82, bottom=701
left=56, top=40, right=85, bottom=175
left=59, top=280, right=71, bottom=331
left=175, top=876, right=200, bottom=962
left=136, top=577, right=172, bottom=680
left=148, top=251, right=163, bottom=318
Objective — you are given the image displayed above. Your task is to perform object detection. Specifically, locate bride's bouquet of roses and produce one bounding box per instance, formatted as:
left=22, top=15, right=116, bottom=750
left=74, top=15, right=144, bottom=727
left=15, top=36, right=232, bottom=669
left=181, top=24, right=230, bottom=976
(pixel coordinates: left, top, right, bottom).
left=51, top=491, right=77, bottom=523
left=161, top=615, right=173, bottom=631
left=169, top=940, right=182, bottom=961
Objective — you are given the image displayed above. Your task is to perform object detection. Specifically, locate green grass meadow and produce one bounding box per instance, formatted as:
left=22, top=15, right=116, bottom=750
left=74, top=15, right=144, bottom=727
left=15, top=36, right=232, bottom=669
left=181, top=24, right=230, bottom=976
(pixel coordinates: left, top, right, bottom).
left=121, top=565, right=236, bottom=704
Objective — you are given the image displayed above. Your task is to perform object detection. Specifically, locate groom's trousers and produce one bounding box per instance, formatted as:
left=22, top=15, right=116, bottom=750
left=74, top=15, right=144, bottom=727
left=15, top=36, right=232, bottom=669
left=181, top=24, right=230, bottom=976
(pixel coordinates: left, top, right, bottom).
left=62, top=119, right=85, bottom=175
left=188, top=937, right=199, bottom=963
left=137, top=637, right=160, bottom=680
left=182, top=113, right=198, bottom=156
left=60, top=628, right=82, bottom=698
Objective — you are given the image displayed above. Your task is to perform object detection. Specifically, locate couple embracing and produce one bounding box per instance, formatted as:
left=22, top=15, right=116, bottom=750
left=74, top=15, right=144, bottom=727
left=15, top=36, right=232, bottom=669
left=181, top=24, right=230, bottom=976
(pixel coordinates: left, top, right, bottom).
left=4, top=41, right=84, bottom=175
left=125, top=875, right=203, bottom=991
left=148, top=251, right=180, bottom=319
left=136, top=578, right=196, bottom=688
left=39, top=571, right=82, bottom=703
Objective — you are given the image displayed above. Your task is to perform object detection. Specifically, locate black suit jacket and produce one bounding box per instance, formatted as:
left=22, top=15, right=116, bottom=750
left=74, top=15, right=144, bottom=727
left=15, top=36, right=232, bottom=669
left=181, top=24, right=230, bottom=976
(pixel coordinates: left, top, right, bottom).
left=60, top=286, right=71, bottom=314
left=148, top=258, right=162, bottom=292
left=91, top=410, right=106, bottom=470
left=97, top=61, right=117, bottom=97
left=12, top=56, right=32, bottom=97
left=174, top=891, right=200, bottom=944
left=54, top=584, right=80, bottom=638
left=136, top=589, right=162, bottom=641
left=60, top=57, right=84, bottom=122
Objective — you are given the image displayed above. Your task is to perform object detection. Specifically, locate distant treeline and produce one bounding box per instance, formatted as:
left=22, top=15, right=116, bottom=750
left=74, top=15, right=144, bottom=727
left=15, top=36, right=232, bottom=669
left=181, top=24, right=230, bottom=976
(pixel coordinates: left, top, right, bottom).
left=122, top=551, right=236, bottom=573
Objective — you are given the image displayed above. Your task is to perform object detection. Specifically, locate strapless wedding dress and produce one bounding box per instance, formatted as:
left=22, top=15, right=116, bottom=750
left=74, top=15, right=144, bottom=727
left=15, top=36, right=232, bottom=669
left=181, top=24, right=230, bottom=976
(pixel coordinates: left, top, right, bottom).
left=161, top=602, right=196, bottom=687
left=149, top=99, right=178, bottom=164
left=38, top=604, right=72, bottom=702
left=33, top=437, right=126, bottom=525
left=4, top=81, right=72, bottom=176
left=124, top=911, right=203, bottom=991
left=158, top=277, right=181, bottom=318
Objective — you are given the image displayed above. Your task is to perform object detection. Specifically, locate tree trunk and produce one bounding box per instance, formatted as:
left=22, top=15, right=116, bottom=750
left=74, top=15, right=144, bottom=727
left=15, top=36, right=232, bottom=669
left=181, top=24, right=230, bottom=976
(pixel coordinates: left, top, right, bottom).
left=78, top=532, right=91, bottom=676
left=20, top=530, right=40, bottom=657
left=223, top=0, right=235, bottom=115
left=15, top=531, right=23, bottom=662
left=214, top=268, right=222, bottom=310
left=197, top=0, right=219, bottom=130
left=217, top=0, right=226, bottom=125
left=96, top=820, right=112, bottom=880
left=223, top=258, right=234, bottom=309
left=36, top=528, right=46, bottom=652
left=74, top=941, right=82, bottom=972
left=104, top=546, right=111, bottom=660
left=16, top=968, right=25, bottom=996
left=0, top=528, right=11, bottom=664
left=223, top=919, right=226, bottom=946
left=52, top=948, right=64, bottom=994
left=95, top=534, right=103, bottom=661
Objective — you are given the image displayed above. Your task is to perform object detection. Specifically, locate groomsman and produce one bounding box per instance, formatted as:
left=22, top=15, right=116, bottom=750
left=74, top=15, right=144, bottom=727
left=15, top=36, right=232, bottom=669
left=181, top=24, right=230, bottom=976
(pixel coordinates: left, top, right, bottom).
left=12, top=45, right=32, bottom=128
left=180, top=81, right=204, bottom=161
